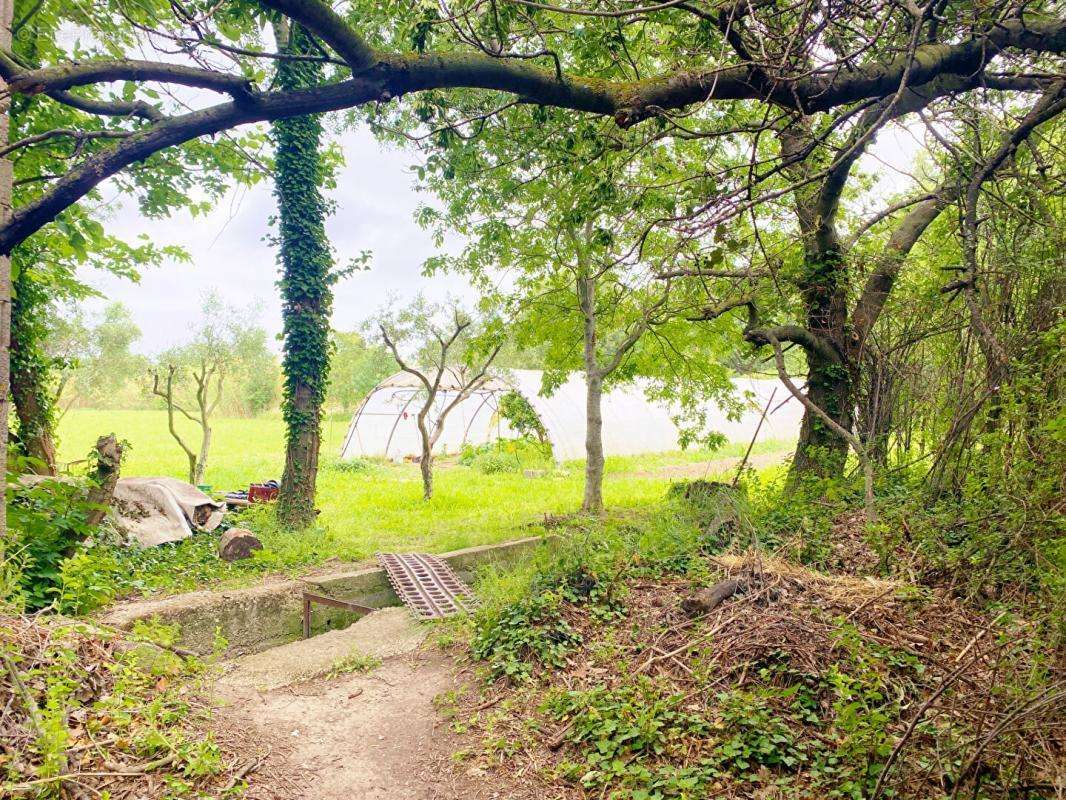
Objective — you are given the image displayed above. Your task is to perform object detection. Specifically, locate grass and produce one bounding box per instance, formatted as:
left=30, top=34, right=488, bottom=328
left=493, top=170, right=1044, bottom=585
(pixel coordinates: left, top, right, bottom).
left=53, top=408, right=792, bottom=605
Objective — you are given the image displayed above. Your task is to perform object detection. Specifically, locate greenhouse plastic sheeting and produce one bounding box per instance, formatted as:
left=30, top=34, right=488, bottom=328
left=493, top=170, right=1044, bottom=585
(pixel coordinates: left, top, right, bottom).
left=338, top=368, right=804, bottom=463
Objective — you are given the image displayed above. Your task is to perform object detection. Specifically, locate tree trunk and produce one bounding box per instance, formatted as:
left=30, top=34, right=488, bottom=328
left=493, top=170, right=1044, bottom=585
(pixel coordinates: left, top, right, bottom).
left=10, top=265, right=59, bottom=474
left=0, top=0, right=11, bottom=539
left=85, top=434, right=123, bottom=528
left=790, top=348, right=853, bottom=481
left=420, top=435, right=433, bottom=500
left=578, top=275, right=604, bottom=514
left=194, top=424, right=211, bottom=485
left=273, top=23, right=332, bottom=530
left=788, top=240, right=854, bottom=485
left=582, top=370, right=605, bottom=514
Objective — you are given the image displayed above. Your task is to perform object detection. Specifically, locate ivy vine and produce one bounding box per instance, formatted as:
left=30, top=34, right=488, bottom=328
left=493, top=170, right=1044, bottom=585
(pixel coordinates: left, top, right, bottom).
left=272, top=23, right=335, bottom=526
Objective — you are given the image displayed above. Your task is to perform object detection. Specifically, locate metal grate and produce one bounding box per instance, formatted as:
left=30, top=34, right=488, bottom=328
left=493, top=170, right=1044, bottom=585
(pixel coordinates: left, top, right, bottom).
left=376, top=552, right=478, bottom=619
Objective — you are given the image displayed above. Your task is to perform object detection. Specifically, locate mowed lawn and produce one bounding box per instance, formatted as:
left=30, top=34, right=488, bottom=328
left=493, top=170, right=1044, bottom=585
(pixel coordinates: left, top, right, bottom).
left=56, top=409, right=791, bottom=594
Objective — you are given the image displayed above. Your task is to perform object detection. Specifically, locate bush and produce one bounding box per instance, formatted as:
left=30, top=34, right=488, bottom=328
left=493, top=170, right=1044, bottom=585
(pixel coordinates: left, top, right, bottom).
left=458, top=438, right=552, bottom=474
left=6, top=475, right=98, bottom=611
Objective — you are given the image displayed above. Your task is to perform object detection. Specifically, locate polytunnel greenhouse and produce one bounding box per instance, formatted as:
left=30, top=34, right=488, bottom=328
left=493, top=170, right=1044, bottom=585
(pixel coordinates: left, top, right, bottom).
left=338, top=369, right=803, bottom=463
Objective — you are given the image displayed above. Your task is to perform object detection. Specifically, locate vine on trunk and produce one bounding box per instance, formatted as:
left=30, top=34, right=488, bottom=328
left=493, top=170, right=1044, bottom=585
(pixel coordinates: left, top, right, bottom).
left=273, top=23, right=334, bottom=529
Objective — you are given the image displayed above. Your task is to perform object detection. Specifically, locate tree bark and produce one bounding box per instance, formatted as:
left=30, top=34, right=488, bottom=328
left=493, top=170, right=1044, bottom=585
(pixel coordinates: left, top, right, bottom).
left=85, top=434, right=123, bottom=528
left=790, top=342, right=853, bottom=481
left=194, top=423, right=211, bottom=485
left=418, top=411, right=434, bottom=500
left=9, top=357, right=57, bottom=474
left=578, top=275, right=605, bottom=514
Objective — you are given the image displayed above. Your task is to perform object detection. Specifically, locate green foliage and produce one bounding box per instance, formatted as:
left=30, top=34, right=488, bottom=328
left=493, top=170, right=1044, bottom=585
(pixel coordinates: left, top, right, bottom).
left=329, top=457, right=381, bottom=474
left=498, top=391, right=548, bottom=444
left=548, top=680, right=715, bottom=796
left=0, top=616, right=227, bottom=793
left=326, top=330, right=394, bottom=412
left=5, top=474, right=98, bottom=612
left=458, top=438, right=552, bottom=474
left=471, top=589, right=582, bottom=682
left=272, top=23, right=337, bottom=526
left=327, top=649, right=382, bottom=678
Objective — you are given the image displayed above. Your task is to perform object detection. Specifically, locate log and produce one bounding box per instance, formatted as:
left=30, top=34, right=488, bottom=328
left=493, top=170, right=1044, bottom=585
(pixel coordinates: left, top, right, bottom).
left=680, top=578, right=743, bottom=617
left=218, top=527, right=263, bottom=562
left=85, top=434, right=123, bottom=527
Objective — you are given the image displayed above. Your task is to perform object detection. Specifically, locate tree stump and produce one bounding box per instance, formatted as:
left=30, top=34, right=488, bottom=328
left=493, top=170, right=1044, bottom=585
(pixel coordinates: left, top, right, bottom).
left=218, top=528, right=263, bottom=562
left=85, top=434, right=123, bottom=527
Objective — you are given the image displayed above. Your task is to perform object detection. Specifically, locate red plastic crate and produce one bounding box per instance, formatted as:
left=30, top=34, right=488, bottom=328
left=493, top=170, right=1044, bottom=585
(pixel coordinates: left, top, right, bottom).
left=248, top=484, right=279, bottom=503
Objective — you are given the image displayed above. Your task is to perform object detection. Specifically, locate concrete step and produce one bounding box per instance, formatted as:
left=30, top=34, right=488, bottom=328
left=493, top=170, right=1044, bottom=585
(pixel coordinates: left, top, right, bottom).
left=218, top=607, right=427, bottom=690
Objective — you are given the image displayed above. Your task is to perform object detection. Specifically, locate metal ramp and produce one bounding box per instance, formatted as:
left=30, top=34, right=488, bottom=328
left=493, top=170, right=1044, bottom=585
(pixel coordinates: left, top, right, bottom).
left=376, top=553, right=478, bottom=619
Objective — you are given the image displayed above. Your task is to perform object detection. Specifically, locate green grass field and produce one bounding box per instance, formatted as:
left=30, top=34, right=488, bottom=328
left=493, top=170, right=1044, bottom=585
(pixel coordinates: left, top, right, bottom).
left=54, top=409, right=791, bottom=603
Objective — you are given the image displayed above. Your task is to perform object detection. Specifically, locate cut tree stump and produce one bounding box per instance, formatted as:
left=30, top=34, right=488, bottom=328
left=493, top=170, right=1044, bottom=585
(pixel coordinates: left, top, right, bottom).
left=218, top=528, right=263, bottom=562
left=85, top=435, right=123, bottom=527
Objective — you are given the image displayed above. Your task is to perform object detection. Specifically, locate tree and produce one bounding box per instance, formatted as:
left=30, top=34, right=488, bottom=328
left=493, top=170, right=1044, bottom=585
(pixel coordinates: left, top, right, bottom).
left=413, top=113, right=730, bottom=513
left=0, top=2, right=1061, bottom=255
left=377, top=298, right=503, bottom=500
left=148, top=295, right=253, bottom=484
left=73, top=302, right=149, bottom=408
left=4, top=0, right=259, bottom=483
left=151, top=361, right=222, bottom=485
left=272, top=21, right=337, bottom=529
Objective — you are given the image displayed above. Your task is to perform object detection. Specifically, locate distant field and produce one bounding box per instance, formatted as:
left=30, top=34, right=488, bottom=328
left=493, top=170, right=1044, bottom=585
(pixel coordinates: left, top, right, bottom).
left=55, top=409, right=792, bottom=598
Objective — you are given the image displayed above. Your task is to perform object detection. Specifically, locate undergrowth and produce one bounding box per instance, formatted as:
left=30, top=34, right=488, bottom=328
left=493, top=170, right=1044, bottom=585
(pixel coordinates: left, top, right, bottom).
left=452, top=486, right=1063, bottom=800
left=0, top=615, right=254, bottom=798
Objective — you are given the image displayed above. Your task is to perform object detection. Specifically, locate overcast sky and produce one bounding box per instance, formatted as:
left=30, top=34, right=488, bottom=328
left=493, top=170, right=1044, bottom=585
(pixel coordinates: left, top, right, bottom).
left=77, top=121, right=923, bottom=355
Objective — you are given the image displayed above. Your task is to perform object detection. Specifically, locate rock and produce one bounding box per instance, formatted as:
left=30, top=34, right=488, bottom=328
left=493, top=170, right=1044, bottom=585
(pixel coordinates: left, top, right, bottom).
left=218, top=528, right=263, bottom=562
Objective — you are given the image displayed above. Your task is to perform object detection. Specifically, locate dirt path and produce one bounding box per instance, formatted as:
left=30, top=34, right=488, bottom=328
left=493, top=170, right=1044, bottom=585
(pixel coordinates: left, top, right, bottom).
left=214, top=637, right=523, bottom=799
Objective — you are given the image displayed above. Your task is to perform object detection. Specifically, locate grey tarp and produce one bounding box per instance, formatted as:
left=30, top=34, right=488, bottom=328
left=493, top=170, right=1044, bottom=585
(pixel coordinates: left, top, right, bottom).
left=110, top=477, right=225, bottom=546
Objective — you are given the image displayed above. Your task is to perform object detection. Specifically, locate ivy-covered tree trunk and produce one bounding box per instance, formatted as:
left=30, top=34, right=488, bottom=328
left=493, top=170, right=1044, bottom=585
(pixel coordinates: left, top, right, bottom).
left=0, top=0, right=11, bottom=538
left=10, top=265, right=58, bottom=475
left=272, top=23, right=334, bottom=529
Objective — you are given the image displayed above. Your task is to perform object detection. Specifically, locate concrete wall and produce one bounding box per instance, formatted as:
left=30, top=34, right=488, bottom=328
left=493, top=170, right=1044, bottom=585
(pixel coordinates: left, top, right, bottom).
left=101, top=536, right=548, bottom=656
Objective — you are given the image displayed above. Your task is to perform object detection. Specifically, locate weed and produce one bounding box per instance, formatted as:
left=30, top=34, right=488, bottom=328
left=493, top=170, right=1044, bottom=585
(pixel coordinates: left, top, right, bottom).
left=327, top=650, right=382, bottom=678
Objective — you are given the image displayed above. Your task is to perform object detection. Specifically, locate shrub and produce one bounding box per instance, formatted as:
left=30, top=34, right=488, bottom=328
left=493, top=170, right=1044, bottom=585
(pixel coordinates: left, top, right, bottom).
left=458, top=438, right=552, bottom=474
left=6, top=476, right=98, bottom=611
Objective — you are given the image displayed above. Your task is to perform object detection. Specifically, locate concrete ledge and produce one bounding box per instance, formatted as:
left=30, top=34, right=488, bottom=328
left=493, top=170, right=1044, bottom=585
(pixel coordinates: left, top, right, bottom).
left=101, top=536, right=548, bottom=656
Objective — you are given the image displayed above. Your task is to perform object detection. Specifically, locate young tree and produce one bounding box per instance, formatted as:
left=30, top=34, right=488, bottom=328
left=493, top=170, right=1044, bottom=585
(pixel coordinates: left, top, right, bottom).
left=148, top=295, right=255, bottom=484
left=377, top=298, right=503, bottom=501
left=412, top=114, right=728, bottom=514
left=151, top=360, right=222, bottom=485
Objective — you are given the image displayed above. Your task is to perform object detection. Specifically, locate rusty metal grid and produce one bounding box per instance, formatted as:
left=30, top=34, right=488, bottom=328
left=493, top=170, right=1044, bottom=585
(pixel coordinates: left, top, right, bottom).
left=376, top=552, right=478, bottom=619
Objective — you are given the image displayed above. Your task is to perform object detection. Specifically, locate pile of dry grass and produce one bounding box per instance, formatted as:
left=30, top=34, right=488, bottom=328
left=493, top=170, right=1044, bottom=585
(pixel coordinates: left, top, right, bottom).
left=456, top=553, right=1065, bottom=799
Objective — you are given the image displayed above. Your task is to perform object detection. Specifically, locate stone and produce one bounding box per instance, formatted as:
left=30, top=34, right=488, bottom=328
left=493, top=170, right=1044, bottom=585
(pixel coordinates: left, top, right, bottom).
left=218, top=527, right=263, bottom=562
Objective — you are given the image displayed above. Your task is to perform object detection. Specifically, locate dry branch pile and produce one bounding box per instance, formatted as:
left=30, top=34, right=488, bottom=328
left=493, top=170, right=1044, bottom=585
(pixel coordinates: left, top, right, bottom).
left=457, top=554, right=1065, bottom=799
left=0, top=615, right=296, bottom=799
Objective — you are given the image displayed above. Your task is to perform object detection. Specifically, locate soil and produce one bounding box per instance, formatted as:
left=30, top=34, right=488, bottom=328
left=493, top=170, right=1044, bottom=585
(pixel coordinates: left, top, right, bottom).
left=215, top=643, right=529, bottom=800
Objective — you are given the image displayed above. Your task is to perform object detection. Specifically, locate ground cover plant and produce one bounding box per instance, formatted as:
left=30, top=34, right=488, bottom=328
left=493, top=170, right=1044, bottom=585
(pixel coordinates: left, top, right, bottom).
left=443, top=489, right=1064, bottom=800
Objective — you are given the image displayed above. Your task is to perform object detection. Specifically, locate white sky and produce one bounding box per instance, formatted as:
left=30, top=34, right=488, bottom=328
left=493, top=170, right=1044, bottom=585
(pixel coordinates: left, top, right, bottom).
left=77, top=120, right=923, bottom=355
